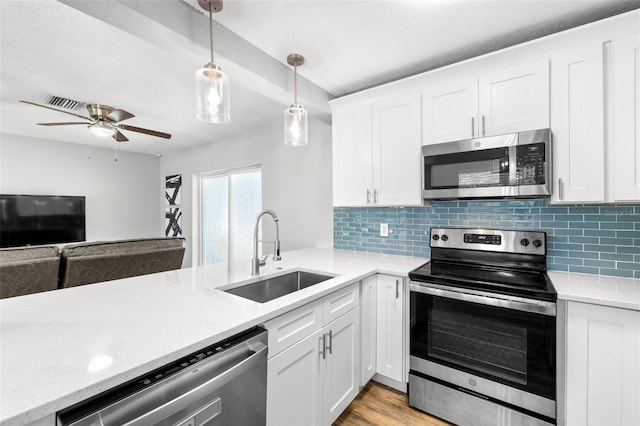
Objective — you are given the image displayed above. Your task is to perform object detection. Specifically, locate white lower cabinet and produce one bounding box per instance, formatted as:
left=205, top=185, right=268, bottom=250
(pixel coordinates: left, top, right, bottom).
left=265, top=283, right=360, bottom=426
left=565, top=301, right=640, bottom=426
left=360, top=275, right=377, bottom=385
left=375, top=275, right=405, bottom=383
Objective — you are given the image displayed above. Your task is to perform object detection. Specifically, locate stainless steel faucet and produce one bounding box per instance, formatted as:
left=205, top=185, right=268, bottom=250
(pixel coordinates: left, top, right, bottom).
left=251, top=209, right=282, bottom=275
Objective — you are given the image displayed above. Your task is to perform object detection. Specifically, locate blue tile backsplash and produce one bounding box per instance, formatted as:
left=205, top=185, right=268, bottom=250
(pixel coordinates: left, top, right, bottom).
left=333, top=200, right=640, bottom=279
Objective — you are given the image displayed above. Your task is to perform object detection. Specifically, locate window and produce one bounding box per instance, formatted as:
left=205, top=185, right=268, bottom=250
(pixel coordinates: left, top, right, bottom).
left=196, top=166, right=261, bottom=265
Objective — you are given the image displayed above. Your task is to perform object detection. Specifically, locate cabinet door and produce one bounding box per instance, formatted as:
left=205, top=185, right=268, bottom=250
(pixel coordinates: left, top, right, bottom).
left=332, top=105, right=373, bottom=206
left=372, top=92, right=422, bottom=206
left=566, top=302, right=640, bottom=426
left=323, top=308, right=360, bottom=426
left=422, top=78, right=478, bottom=145
left=550, top=45, right=605, bottom=203
left=422, top=78, right=478, bottom=144
left=360, top=276, right=377, bottom=386
left=479, top=59, right=550, bottom=137
left=612, top=33, right=640, bottom=202
left=376, top=275, right=404, bottom=382
left=267, top=329, right=324, bottom=426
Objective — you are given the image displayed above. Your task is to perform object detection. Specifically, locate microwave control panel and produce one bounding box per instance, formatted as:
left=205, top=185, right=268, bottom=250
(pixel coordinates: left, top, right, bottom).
left=516, top=142, right=546, bottom=185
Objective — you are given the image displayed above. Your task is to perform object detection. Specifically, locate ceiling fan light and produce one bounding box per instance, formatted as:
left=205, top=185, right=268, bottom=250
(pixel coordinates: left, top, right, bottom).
left=195, top=63, right=230, bottom=123
left=284, top=104, right=308, bottom=146
left=90, top=123, right=114, bottom=138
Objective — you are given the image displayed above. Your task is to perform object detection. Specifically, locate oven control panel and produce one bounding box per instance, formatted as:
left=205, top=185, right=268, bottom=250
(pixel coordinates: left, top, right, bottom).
left=430, top=228, right=546, bottom=255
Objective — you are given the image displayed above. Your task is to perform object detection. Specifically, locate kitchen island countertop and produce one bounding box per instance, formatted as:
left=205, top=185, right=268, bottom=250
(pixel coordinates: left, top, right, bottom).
left=0, top=248, right=425, bottom=426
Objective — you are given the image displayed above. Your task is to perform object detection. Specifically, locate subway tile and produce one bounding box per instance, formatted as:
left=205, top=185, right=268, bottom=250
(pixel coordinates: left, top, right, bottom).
left=583, top=259, right=616, bottom=269
left=555, top=243, right=583, bottom=251
left=547, top=263, right=569, bottom=272
left=554, top=257, right=584, bottom=265
left=568, top=236, right=599, bottom=244
left=616, top=213, right=640, bottom=222
left=584, top=214, right=616, bottom=222
left=548, top=249, right=569, bottom=258
left=616, top=230, right=640, bottom=239
left=600, top=268, right=635, bottom=278
left=542, top=221, right=568, bottom=228
left=568, top=265, right=600, bottom=274
left=599, top=237, right=633, bottom=246
left=616, top=262, right=640, bottom=271
left=543, top=207, right=569, bottom=214
left=601, top=222, right=634, bottom=230
left=617, top=246, right=640, bottom=255
left=553, top=229, right=584, bottom=236
left=555, top=214, right=585, bottom=222
left=635, top=271, right=640, bottom=279
left=600, top=252, right=635, bottom=262
left=569, top=221, right=600, bottom=229
left=568, top=251, right=600, bottom=260
left=567, top=206, right=600, bottom=214
left=584, top=229, right=616, bottom=237
left=584, top=244, right=616, bottom=253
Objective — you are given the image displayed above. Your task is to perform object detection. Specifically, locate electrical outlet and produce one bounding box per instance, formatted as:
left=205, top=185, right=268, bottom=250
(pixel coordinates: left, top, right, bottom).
left=380, top=223, right=389, bottom=237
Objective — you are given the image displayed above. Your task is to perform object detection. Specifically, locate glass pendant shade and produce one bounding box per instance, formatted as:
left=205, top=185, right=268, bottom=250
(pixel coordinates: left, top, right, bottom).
left=195, top=63, right=230, bottom=123
left=284, top=104, right=308, bottom=146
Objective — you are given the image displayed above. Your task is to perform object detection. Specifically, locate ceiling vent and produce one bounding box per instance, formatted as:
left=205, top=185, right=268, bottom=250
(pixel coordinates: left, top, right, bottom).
left=44, top=94, right=83, bottom=110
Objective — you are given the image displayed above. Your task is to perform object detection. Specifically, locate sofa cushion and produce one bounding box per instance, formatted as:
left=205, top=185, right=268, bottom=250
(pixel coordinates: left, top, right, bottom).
left=62, top=237, right=184, bottom=257
left=0, top=245, right=59, bottom=263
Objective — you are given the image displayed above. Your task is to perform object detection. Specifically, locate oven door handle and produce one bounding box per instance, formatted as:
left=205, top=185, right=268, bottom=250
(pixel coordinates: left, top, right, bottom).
left=409, top=283, right=556, bottom=316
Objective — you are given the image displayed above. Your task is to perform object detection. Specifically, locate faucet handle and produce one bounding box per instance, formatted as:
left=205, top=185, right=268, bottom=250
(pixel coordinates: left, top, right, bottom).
left=259, top=254, right=268, bottom=266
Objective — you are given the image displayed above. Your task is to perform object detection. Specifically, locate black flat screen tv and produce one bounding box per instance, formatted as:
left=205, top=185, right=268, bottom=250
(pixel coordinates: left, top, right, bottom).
left=0, top=194, right=86, bottom=248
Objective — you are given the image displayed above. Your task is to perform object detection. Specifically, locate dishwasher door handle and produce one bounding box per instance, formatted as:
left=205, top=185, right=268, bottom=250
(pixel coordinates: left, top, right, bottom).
left=121, top=344, right=268, bottom=426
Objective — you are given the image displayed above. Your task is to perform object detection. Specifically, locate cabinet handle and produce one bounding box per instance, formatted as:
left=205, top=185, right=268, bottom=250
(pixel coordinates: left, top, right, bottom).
left=482, top=115, right=486, bottom=136
left=374, top=189, right=378, bottom=204
left=366, top=189, right=371, bottom=204
left=395, top=279, right=400, bottom=299
left=320, top=334, right=326, bottom=359
left=471, top=117, right=475, bottom=138
left=327, top=330, right=333, bottom=355
left=558, top=178, right=563, bottom=201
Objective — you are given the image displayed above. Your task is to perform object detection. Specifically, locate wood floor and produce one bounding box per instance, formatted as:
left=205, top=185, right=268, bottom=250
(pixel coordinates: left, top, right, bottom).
left=333, top=381, right=450, bottom=426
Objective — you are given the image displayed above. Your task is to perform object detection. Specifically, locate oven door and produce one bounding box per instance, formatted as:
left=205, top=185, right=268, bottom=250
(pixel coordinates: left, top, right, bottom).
left=409, top=282, right=556, bottom=420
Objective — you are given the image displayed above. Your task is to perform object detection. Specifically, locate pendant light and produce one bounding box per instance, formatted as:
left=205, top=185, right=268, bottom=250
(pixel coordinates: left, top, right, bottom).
left=284, top=54, right=308, bottom=146
left=195, top=0, right=230, bottom=123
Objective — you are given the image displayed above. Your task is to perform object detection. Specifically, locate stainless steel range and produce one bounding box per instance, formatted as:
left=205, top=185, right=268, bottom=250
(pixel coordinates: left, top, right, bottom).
left=408, top=228, right=557, bottom=426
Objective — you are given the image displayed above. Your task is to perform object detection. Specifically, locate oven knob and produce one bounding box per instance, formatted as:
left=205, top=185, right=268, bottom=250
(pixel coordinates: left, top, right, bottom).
left=441, top=234, right=448, bottom=242
left=533, top=239, right=543, bottom=248
left=432, top=234, right=439, bottom=241
left=520, top=238, right=530, bottom=247
left=469, top=378, right=477, bottom=387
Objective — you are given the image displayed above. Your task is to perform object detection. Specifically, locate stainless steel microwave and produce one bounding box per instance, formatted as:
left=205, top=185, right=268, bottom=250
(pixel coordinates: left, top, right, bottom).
left=422, top=129, right=552, bottom=200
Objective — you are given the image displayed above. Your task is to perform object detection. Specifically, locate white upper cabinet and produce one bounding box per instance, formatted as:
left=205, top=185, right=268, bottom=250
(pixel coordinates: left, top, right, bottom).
left=422, top=78, right=478, bottom=144
left=332, top=92, right=422, bottom=207
left=611, top=32, right=640, bottom=202
left=422, top=59, right=549, bottom=145
left=478, top=59, right=550, bottom=137
left=372, top=92, right=422, bottom=206
left=332, top=105, right=372, bottom=206
left=551, top=43, right=605, bottom=203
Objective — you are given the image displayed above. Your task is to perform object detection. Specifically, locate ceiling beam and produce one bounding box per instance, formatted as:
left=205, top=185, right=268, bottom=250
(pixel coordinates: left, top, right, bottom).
left=57, top=0, right=332, bottom=120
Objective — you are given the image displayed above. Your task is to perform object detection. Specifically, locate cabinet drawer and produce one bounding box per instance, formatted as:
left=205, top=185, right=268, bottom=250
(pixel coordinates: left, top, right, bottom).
left=323, top=283, right=359, bottom=326
left=265, top=298, right=323, bottom=358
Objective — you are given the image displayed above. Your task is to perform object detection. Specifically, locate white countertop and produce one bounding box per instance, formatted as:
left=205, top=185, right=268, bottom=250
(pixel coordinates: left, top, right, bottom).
left=0, top=248, right=425, bottom=426
left=549, top=270, right=640, bottom=311
left=2, top=248, right=638, bottom=426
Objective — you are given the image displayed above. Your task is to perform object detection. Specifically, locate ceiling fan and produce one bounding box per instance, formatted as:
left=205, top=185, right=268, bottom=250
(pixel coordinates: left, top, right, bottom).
left=19, top=100, right=172, bottom=142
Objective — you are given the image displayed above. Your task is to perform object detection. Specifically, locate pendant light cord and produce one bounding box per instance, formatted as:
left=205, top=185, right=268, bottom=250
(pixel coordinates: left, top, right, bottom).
left=209, top=4, right=214, bottom=64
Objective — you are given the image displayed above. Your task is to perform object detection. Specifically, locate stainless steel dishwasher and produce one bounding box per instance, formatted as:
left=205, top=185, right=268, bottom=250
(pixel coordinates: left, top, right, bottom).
left=57, top=327, right=267, bottom=426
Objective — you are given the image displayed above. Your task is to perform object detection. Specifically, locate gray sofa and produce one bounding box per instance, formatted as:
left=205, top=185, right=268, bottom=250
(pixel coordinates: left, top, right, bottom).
left=59, top=237, right=186, bottom=288
left=0, top=245, right=61, bottom=298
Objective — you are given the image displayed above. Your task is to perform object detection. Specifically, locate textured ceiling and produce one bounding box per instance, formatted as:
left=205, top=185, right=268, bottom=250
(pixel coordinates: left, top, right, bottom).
left=1, top=0, right=638, bottom=155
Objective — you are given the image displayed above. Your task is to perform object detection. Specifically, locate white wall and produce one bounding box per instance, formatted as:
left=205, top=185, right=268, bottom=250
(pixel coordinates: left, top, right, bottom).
left=0, top=133, right=162, bottom=241
left=160, top=117, right=333, bottom=267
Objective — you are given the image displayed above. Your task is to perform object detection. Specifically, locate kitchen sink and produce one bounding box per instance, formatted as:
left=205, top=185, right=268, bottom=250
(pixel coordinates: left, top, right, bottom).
left=224, top=270, right=335, bottom=303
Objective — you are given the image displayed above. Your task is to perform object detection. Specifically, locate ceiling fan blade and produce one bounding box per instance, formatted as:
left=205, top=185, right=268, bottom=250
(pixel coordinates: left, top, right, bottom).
left=20, top=100, right=92, bottom=121
left=106, top=109, right=134, bottom=123
left=113, top=129, right=129, bottom=142
left=37, top=122, right=89, bottom=126
left=119, top=124, right=171, bottom=139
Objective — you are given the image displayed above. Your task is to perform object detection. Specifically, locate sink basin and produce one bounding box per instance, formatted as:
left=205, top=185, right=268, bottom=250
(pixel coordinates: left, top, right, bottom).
left=224, top=271, right=334, bottom=303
